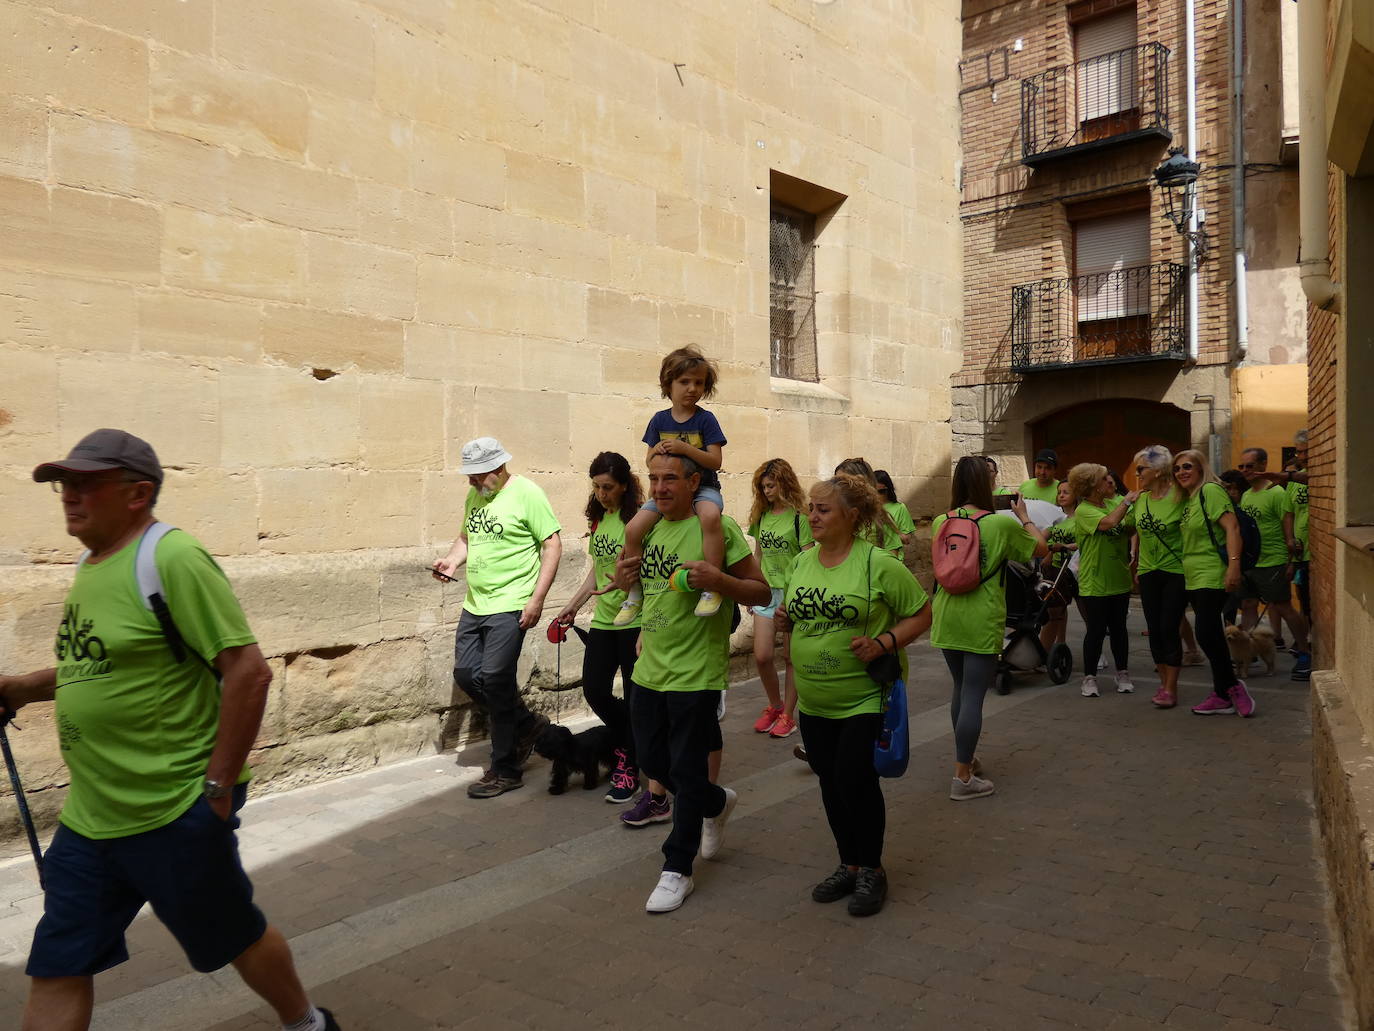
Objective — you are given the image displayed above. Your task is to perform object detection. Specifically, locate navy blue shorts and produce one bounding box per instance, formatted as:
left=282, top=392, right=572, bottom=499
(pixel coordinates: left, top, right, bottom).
left=27, top=785, right=267, bottom=977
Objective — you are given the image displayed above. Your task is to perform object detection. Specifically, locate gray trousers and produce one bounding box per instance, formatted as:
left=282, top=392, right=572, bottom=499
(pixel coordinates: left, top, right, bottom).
left=454, top=610, right=535, bottom=779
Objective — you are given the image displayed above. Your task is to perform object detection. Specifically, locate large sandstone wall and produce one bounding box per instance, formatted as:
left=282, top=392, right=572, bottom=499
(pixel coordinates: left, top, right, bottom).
left=0, top=0, right=963, bottom=846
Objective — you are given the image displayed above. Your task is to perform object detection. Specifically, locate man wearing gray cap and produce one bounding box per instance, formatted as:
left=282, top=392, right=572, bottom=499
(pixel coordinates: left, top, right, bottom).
left=434, top=437, right=563, bottom=798
left=0, top=429, right=339, bottom=1031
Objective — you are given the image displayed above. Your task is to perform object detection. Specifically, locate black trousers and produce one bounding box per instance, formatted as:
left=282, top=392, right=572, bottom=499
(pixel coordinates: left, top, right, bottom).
left=1138, top=571, right=1187, bottom=667
left=631, top=687, right=727, bottom=875
left=798, top=711, right=885, bottom=869
left=1187, top=587, right=1238, bottom=696
left=1079, top=592, right=1130, bottom=675
left=453, top=610, right=535, bottom=779
left=582, top=627, right=638, bottom=761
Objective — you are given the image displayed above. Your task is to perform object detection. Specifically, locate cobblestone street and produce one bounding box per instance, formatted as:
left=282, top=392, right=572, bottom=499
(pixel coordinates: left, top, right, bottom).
left=0, top=604, right=1353, bottom=1030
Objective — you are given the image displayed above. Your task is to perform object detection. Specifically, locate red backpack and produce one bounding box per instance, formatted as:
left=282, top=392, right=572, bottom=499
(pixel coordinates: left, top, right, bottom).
left=932, top=509, right=993, bottom=594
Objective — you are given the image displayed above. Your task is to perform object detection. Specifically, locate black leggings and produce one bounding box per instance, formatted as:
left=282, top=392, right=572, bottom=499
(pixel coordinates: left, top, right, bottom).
left=942, top=649, right=997, bottom=764
left=582, top=627, right=638, bottom=761
left=1079, top=592, right=1130, bottom=675
left=798, top=712, right=885, bottom=869
left=1138, top=571, right=1187, bottom=667
left=1187, top=587, right=1238, bottom=696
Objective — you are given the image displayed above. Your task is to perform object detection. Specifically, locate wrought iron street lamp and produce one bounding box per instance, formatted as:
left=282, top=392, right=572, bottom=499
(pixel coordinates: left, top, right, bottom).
left=1153, top=147, right=1200, bottom=235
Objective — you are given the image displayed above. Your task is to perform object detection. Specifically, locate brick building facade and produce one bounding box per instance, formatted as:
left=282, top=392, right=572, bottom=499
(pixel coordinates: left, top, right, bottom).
left=957, top=0, right=1305, bottom=484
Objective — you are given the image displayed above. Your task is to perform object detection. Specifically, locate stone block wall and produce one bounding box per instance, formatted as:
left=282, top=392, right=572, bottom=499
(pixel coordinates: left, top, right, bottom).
left=0, top=0, right=963, bottom=846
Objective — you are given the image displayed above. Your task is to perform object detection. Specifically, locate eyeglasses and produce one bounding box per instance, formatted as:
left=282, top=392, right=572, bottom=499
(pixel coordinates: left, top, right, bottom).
left=1172, top=462, right=1196, bottom=472
left=49, top=473, right=142, bottom=495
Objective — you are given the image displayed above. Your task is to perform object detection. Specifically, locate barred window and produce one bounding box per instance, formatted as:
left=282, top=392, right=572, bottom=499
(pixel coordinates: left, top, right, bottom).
left=769, top=205, right=818, bottom=381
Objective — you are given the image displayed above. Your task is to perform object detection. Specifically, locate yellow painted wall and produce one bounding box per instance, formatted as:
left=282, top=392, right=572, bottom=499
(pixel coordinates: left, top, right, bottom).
left=1231, top=363, right=1310, bottom=467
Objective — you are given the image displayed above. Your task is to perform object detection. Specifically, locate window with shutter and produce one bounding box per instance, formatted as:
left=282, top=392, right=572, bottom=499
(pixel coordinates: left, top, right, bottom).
left=1075, top=8, right=1139, bottom=133
left=1074, top=210, right=1150, bottom=322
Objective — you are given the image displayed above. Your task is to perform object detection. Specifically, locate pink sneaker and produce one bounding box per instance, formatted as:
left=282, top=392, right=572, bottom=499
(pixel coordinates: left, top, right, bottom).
left=1228, top=681, right=1256, bottom=718
left=752, top=706, right=782, bottom=733
left=769, top=713, right=798, bottom=738
left=1191, top=693, right=1236, bottom=716
left=1151, top=688, right=1176, bottom=709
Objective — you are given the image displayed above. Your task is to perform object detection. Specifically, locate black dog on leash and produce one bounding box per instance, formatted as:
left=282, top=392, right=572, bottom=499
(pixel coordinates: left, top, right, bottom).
left=532, top=723, right=619, bottom=794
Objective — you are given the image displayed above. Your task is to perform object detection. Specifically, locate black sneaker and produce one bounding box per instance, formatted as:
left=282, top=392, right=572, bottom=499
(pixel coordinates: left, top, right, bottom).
left=604, top=749, right=638, bottom=803
left=847, top=867, right=888, bottom=917
left=467, top=771, right=523, bottom=799
left=515, top=713, right=551, bottom=767
left=321, top=1009, right=341, bottom=1031
left=811, top=865, right=858, bottom=903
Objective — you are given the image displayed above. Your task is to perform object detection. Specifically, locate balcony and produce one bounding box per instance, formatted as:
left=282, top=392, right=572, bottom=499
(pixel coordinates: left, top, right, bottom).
left=1021, top=43, right=1172, bottom=167
left=1011, top=262, right=1187, bottom=373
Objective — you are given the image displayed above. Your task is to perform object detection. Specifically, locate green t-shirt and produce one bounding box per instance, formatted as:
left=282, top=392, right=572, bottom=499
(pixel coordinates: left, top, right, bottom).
left=1017, top=479, right=1060, bottom=503
left=1132, top=489, right=1186, bottom=575
left=54, top=530, right=257, bottom=839
left=749, top=507, right=812, bottom=589
left=1179, top=482, right=1231, bottom=590
left=1287, top=481, right=1310, bottom=561
left=588, top=510, right=636, bottom=630
left=859, top=519, right=902, bottom=553
left=461, top=475, right=562, bottom=615
left=633, top=515, right=752, bottom=693
left=883, top=502, right=916, bottom=554
left=1241, top=484, right=1292, bottom=568
left=784, top=541, right=929, bottom=718
left=1073, top=500, right=1133, bottom=596
left=930, top=509, right=1037, bottom=654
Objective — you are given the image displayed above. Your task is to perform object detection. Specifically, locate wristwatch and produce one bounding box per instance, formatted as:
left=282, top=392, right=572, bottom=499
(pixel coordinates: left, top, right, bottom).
left=203, top=778, right=231, bottom=800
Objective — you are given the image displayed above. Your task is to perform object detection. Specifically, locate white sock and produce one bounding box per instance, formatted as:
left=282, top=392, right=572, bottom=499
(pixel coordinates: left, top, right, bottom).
left=626, top=585, right=642, bottom=604
left=283, top=1007, right=325, bottom=1031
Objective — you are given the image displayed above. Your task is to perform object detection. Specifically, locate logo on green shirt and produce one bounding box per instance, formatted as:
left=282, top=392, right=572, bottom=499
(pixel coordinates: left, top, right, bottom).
left=787, top=586, right=860, bottom=629
left=465, top=508, right=504, bottom=538
left=55, top=603, right=113, bottom=682
left=640, top=541, right=680, bottom=584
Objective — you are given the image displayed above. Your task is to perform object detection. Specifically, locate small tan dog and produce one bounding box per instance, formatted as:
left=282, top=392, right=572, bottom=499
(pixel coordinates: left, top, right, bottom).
left=1226, top=623, right=1278, bottom=676
left=1248, top=624, right=1278, bottom=676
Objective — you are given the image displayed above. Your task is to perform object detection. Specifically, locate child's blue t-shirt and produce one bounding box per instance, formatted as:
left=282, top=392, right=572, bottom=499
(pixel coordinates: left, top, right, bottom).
left=642, top=408, right=727, bottom=490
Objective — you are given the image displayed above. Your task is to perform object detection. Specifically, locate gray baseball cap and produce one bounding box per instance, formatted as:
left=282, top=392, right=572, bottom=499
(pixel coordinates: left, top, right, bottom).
left=460, top=436, right=512, bottom=475
left=32, top=429, right=164, bottom=484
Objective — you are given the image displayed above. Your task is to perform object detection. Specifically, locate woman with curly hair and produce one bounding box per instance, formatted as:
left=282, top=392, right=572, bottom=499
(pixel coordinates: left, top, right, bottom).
left=777, top=473, right=931, bottom=916
left=834, top=458, right=902, bottom=554
left=746, top=458, right=813, bottom=739
left=555, top=452, right=647, bottom=804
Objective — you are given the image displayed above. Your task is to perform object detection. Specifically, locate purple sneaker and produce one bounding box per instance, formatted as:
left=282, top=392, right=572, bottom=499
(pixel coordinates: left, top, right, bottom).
left=620, top=792, right=671, bottom=827
left=1228, top=681, right=1256, bottom=718
left=1191, top=693, right=1236, bottom=716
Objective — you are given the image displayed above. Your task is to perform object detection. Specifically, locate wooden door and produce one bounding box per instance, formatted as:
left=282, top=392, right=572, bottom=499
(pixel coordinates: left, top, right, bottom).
left=1032, top=400, right=1191, bottom=489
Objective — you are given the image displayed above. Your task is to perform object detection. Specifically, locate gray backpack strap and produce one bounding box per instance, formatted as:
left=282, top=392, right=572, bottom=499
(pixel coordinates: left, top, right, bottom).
left=135, top=522, right=177, bottom=611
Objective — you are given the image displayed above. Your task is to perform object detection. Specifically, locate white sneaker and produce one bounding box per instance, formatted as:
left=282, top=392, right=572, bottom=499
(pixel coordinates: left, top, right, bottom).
left=950, top=774, right=996, bottom=800
left=1115, top=671, right=1134, bottom=694
left=694, top=591, right=723, bottom=617
left=1081, top=676, right=1100, bottom=698
left=699, top=786, right=737, bottom=860
left=1097, top=656, right=1108, bottom=671
left=645, top=871, right=693, bottom=913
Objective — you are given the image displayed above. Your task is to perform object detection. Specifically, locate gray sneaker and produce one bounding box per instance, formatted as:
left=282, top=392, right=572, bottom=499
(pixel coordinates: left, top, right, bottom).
left=699, top=786, right=737, bottom=860
left=950, top=774, right=995, bottom=801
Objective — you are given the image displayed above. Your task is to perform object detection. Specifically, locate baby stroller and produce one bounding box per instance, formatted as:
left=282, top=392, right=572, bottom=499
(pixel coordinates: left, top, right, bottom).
left=994, top=559, right=1075, bottom=694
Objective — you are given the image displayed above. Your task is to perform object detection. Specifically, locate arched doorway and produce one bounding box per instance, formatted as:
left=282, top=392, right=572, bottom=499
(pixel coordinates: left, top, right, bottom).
left=1032, top=400, right=1191, bottom=488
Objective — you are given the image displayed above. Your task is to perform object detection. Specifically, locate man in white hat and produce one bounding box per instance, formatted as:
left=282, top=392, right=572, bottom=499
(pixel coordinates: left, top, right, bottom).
left=434, top=437, right=563, bottom=798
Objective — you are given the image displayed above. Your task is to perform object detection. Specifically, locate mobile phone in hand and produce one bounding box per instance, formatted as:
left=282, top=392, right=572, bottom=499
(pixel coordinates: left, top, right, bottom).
left=428, top=566, right=456, bottom=583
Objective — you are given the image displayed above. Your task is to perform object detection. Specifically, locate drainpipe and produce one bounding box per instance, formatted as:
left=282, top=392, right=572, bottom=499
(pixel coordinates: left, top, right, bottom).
left=1298, top=0, right=1340, bottom=310
left=1231, top=0, right=1249, bottom=362
left=1185, top=0, right=1200, bottom=360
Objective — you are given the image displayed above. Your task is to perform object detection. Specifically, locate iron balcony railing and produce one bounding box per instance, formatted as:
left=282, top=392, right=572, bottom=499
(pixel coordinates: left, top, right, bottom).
left=1021, top=42, right=1171, bottom=165
left=1011, top=261, right=1187, bottom=372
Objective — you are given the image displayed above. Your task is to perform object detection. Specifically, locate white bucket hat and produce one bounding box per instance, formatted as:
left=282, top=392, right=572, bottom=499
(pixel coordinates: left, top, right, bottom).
left=460, top=436, right=512, bottom=475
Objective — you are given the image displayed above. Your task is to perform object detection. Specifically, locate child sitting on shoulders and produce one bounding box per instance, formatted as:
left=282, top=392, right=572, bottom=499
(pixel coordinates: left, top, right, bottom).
left=616, top=346, right=727, bottom=623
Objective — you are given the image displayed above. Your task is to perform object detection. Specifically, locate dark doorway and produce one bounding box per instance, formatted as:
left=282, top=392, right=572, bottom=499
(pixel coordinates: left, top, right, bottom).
left=1032, top=399, right=1191, bottom=488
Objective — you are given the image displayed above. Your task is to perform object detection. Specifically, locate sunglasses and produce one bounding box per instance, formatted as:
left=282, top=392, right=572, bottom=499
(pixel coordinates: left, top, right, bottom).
left=1172, top=462, right=1196, bottom=472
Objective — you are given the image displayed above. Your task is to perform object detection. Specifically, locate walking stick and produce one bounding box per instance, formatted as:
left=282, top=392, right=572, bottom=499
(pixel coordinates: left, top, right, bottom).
left=0, top=711, right=44, bottom=888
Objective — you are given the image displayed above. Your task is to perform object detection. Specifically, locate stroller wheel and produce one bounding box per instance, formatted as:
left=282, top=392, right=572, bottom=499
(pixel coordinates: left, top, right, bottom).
left=1047, top=642, right=1073, bottom=685
left=996, top=670, right=1013, bottom=696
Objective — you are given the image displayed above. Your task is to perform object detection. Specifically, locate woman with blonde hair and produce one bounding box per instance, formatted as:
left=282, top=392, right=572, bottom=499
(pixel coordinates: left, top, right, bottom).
left=777, top=472, right=930, bottom=916
left=1129, top=446, right=1188, bottom=708
left=1068, top=462, right=1139, bottom=697
left=931, top=456, right=1047, bottom=799
left=746, top=458, right=813, bottom=739
left=1173, top=449, right=1256, bottom=716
